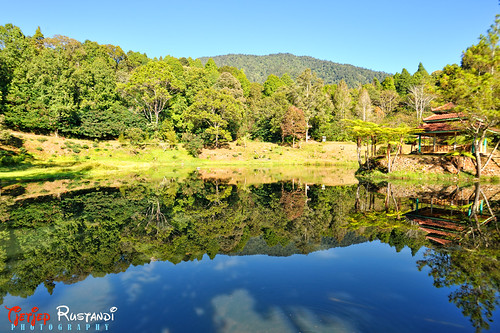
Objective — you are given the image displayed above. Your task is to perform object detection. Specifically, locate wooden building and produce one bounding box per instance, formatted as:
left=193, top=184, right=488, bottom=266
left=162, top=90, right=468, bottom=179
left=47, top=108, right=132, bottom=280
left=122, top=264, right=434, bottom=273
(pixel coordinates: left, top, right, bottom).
left=416, top=102, right=494, bottom=154
left=417, top=103, right=469, bottom=153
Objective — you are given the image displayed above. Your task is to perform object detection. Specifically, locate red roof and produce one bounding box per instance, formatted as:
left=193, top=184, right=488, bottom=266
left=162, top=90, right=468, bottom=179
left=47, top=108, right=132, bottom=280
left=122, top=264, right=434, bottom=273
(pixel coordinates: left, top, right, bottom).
left=418, top=122, right=463, bottom=133
left=422, top=112, right=464, bottom=123
left=431, top=102, right=456, bottom=113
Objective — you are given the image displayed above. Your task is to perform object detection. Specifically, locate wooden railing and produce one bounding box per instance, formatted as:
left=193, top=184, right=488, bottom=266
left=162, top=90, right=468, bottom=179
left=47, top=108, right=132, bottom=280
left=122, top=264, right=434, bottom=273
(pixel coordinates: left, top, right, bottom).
left=420, top=144, right=471, bottom=154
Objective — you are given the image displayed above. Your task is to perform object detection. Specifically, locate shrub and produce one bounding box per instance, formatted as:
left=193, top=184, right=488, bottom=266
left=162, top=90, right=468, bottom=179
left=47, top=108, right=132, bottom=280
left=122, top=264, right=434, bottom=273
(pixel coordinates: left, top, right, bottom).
left=182, top=133, right=204, bottom=157
left=157, top=119, right=178, bottom=146
left=124, top=127, right=147, bottom=146
left=78, top=103, right=148, bottom=139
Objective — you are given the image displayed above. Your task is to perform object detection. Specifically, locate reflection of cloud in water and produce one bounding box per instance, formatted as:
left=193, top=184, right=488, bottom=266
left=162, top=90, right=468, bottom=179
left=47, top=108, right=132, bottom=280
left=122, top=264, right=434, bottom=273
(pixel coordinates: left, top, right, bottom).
left=126, top=283, right=142, bottom=304
left=47, top=277, right=115, bottom=315
left=212, top=289, right=292, bottom=333
left=211, top=289, right=359, bottom=333
left=311, top=249, right=339, bottom=259
left=214, top=257, right=241, bottom=271
left=119, top=264, right=160, bottom=303
left=424, top=318, right=466, bottom=329
left=329, top=294, right=375, bottom=310
left=289, top=307, right=356, bottom=333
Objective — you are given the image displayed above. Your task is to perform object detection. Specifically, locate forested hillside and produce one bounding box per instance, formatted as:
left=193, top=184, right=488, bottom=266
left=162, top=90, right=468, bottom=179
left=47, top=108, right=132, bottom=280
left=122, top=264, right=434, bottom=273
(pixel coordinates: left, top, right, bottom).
left=0, top=17, right=498, bottom=172
left=199, top=53, right=390, bottom=87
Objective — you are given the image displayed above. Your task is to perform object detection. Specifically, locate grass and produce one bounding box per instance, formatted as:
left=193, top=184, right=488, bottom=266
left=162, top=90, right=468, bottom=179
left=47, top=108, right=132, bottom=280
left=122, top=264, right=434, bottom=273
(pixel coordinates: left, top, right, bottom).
left=1, top=132, right=359, bottom=181
left=2, top=131, right=498, bottom=185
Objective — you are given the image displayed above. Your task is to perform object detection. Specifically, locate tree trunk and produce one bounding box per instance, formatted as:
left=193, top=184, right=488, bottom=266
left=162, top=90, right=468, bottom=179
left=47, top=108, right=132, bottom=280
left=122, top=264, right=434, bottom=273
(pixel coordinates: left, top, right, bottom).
left=481, top=139, right=500, bottom=172
left=215, top=124, right=219, bottom=148
left=387, top=143, right=392, bottom=173
left=391, top=138, right=403, bottom=168
left=356, top=137, right=362, bottom=168
left=473, top=130, right=488, bottom=178
left=305, top=121, right=309, bottom=142
left=474, top=143, right=482, bottom=178
left=366, top=139, right=370, bottom=169
left=355, top=184, right=360, bottom=212
left=470, top=182, right=481, bottom=228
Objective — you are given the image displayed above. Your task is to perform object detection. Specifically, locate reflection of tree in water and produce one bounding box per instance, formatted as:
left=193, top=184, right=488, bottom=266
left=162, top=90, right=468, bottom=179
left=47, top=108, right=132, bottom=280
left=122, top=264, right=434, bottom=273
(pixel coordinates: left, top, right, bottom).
left=145, top=198, right=171, bottom=234
left=1, top=174, right=496, bottom=333
left=416, top=183, right=500, bottom=332
left=418, top=243, right=500, bottom=332
left=280, top=188, right=306, bottom=221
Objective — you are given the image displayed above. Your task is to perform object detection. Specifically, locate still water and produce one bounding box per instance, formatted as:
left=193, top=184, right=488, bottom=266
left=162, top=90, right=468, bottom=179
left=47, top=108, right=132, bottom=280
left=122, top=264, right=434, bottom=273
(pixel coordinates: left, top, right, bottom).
left=0, top=170, right=499, bottom=332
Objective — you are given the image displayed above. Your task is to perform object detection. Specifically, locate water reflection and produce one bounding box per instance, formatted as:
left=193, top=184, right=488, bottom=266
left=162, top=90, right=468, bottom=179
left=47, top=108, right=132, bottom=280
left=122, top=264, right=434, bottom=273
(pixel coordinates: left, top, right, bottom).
left=402, top=183, right=500, bottom=332
left=0, top=173, right=499, bottom=332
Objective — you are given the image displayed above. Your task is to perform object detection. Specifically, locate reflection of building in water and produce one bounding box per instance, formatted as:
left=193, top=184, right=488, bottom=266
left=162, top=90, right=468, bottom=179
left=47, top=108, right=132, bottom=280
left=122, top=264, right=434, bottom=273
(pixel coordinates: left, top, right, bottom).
left=404, top=186, right=497, bottom=245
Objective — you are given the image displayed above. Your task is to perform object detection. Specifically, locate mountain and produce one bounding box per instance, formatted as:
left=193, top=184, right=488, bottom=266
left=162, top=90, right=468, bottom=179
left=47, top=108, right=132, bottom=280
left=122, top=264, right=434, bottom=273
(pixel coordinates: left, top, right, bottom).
left=230, top=234, right=367, bottom=257
left=198, top=53, right=390, bottom=88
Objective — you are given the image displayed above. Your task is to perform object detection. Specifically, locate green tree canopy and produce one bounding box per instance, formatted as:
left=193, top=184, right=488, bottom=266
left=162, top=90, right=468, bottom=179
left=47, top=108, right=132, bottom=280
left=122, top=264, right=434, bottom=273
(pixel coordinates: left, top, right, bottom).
left=183, top=88, right=243, bottom=147
left=122, top=61, right=185, bottom=127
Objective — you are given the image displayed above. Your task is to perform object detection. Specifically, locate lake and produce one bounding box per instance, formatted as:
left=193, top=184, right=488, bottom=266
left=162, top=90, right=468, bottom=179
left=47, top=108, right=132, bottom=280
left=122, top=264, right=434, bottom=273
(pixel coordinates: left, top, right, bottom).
left=0, top=168, right=499, bottom=332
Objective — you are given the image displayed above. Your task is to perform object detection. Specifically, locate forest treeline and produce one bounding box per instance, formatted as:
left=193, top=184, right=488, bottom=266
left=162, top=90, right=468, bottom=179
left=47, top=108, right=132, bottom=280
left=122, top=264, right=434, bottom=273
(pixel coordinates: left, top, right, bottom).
left=0, top=19, right=498, bottom=156
left=198, top=53, right=390, bottom=87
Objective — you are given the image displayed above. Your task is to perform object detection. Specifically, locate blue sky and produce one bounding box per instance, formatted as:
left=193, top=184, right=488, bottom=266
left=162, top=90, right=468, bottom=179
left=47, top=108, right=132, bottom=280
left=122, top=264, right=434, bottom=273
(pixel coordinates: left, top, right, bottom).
left=0, top=0, right=498, bottom=74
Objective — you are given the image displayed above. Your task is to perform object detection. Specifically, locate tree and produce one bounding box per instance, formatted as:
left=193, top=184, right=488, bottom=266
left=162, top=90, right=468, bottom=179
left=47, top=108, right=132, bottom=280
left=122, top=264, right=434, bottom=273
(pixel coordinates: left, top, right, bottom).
left=281, top=106, right=306, bottom=147
left=263, top=74, right=285, bottom=96
left=461, top=16, right=500, bottom=76
left=183, top=88, right=243, bottom=148
left=32, top=26, right=44, bottom=50
left=437, top=16, right=500, bottom=178
left=355, top=88, right=372, bottom=121
left=122, top=61, right=185, bottom=127
left=394, top=68, right=414, bottom=96
left=293, top=69, right=333, bottom=142
left=204, top=58, right=219, bottom=84
left=0, top=24, right=33, bottom=113
left=344, top=120, right=417, bottom=172
left=4, top=41, right=78, bottom=135
left=252, top=87, right=291, bottom=142
left=214, top=72, right=244, bottom=100
left=377, top=126, right=416, bottom=173
left=344, top=119, right=379, bottom=168
left=378, top=90, right=400, bottom=115
left=381, top=76, right=396, bottom=91
left=125, top=51, right=149, bottom=71
left=413, top=62, right=430, bottom=84
left=78, top=103, right=146, bottom=139
left=281, top=73, right=294, bottom=86
left=332, top=80, right=352, bottom=119
left=104, top=44, right=126, bottom=68
left=407, top=84, right=434, bottom=121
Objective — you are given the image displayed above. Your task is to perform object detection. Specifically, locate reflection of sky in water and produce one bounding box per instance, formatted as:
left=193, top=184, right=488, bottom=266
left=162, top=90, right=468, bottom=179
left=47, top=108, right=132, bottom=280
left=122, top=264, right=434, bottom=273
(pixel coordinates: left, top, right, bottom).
left=1, top=241, right=497, bottom=332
